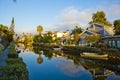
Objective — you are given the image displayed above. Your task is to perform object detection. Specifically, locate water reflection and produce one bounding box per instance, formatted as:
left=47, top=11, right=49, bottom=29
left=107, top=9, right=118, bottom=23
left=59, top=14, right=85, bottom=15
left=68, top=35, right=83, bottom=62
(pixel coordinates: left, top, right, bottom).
left=57, top=60, right=91, bottom=78
left=37, top=54, right=43, bottom=64
left=16, top=43, right=120, bottom=80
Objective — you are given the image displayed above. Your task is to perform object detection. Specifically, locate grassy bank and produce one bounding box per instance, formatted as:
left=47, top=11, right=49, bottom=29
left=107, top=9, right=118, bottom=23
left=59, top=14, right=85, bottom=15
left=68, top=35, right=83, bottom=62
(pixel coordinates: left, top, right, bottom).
left=0, top=42, right=28, bottom=80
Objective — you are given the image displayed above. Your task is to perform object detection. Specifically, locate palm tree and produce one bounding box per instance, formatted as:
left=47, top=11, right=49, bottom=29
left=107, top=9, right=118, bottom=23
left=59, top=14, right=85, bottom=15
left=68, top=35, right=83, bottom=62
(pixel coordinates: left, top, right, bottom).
left=37, top=25, right=43, bottom=35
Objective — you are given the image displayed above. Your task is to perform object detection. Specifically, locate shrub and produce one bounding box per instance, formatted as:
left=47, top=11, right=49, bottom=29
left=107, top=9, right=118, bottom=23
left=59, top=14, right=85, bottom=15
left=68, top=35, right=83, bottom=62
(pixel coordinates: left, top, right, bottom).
left=0, top=63, right=28, bottom=80
left=6, top=58, right=25, bottom=65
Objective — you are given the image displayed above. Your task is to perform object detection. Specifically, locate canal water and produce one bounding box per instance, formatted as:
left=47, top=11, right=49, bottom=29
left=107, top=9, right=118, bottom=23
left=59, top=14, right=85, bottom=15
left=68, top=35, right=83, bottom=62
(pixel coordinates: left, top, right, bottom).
left=17, top=44, right=120, bottom=80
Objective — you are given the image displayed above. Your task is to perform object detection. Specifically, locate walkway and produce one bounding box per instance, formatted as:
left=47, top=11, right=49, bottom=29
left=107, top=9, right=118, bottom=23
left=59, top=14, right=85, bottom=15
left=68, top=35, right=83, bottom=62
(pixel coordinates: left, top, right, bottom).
left=0, top=46, right=10, bottom=67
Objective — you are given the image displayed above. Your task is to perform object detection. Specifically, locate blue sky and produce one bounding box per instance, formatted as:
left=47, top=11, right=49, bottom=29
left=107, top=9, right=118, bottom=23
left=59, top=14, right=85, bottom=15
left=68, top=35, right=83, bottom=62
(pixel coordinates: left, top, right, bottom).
left=0, top=0, right=120, bottom=34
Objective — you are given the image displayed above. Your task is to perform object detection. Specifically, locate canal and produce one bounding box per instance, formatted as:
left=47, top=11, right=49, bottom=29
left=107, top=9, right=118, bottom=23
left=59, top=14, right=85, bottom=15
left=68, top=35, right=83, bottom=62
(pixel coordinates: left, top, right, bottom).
left=16, top=43, right=120, bottom=80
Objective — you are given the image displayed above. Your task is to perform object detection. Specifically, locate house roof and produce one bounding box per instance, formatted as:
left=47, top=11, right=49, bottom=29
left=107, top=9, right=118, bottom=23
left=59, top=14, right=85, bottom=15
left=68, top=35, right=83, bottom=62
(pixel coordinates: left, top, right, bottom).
left=102, top=35, right=120, bottom=39
left=80, top=30, right=97, bottom=37
left=87, top=23, right=113, bottom=29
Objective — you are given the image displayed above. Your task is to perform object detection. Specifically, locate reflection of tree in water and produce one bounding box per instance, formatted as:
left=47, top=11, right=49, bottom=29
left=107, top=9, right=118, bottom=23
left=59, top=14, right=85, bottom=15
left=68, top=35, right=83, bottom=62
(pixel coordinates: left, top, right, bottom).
left=65, top=54, right=80, bottom=66
left=43, top=50, right=53, bottom=60
left=32, top=46, right=53, bottom=60
left=16, top=43, right=33, bottom=52
left=37, top=54, right=43, bottom=64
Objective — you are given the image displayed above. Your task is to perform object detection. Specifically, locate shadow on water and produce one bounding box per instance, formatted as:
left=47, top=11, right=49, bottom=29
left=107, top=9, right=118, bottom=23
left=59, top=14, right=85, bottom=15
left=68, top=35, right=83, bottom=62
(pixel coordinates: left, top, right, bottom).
left=16, top=43, right=120, bottom=80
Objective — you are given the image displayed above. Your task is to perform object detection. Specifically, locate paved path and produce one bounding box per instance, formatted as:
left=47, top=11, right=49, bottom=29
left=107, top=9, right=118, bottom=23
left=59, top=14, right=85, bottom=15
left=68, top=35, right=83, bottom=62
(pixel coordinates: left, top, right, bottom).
left=0, top=46, right=10, bottom=67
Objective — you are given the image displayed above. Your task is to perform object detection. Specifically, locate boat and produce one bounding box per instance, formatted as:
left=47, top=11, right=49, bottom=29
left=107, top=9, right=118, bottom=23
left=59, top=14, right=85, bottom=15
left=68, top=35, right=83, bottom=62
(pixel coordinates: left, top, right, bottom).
left=53, top=47, right=61, bottom=51
left=80, top=52, right=108, bottom=60
left=52, top=46, right=63, bottom=51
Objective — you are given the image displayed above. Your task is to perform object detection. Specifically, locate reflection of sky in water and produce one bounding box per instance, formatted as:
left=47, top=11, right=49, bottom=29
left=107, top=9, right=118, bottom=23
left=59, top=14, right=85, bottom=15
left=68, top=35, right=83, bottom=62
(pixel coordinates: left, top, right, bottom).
left=19, top=53, right=92, bottom=80
left=57, top=60, right=92, bottom=79
left=106, top=73, right=120, bottom=80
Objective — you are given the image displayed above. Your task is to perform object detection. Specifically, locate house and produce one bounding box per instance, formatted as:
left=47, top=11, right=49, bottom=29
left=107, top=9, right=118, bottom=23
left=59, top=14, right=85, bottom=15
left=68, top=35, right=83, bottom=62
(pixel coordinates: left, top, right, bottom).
left=86, top=23, right=114, bottom=36
left=79, top=30, right=98, bottom=46
left=79, top=23, right=114, bottom=46
left=102, top=35, right=120, bottom=49
left=52, top=30, right=70, bottom=44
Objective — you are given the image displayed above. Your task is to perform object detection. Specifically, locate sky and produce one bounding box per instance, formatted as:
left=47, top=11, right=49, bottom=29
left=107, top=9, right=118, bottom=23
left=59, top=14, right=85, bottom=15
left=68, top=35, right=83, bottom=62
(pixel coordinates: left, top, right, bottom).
left=0, top=0, right=120, bottom=34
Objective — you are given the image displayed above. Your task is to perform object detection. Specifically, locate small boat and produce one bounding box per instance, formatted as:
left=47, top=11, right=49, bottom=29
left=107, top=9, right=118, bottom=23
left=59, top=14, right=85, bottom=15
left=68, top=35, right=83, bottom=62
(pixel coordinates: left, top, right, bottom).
left=52, top=46, right=63, bottom=51
left=53, top=47, right=61, bottom=51
left=80, top=52, right=108, bottom=60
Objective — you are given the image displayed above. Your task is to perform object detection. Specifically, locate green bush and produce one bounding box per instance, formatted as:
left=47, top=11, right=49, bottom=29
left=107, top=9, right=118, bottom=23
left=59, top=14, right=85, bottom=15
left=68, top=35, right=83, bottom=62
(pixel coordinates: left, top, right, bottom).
left=7, top=53, right=18, bottom=58
left=0, top=63, right=28, bottom=80
left=6, top=58, right=25, bottom=65
left=7, top=42, right=18, bottom=58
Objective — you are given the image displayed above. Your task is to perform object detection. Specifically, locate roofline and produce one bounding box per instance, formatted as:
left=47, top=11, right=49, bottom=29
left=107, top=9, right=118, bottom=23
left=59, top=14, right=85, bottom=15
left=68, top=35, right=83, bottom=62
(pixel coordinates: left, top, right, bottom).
left=80, top=30, right=97, bottom=37
left=102, top=35, right=120, bottom=39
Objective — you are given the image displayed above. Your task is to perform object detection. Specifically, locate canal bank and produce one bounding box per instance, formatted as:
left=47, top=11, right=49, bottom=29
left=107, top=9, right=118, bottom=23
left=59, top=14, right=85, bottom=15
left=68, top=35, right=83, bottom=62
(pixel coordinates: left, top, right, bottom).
left=0, top=46, right=10, bottom=67
left=0, top=43, right=28, bottom=80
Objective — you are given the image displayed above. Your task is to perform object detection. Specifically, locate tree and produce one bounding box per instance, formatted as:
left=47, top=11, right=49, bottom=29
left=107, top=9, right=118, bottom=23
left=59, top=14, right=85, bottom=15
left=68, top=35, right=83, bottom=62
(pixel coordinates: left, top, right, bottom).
left=89, top=11, right=112, bottom=26
left=8, top=17, right=15, bottom=42
left=72, top=26, right=82, bottom=34
left=85, top=34, right=100, bottom=45
left=72, top=26, right=82, bottom=45
left=37, top=25, right=43, bottom=35
left=9, top=17, right=15, bottom=33
left=33, top=35, right=40, bottom=43
left=114, top=19, right=120, bottom=35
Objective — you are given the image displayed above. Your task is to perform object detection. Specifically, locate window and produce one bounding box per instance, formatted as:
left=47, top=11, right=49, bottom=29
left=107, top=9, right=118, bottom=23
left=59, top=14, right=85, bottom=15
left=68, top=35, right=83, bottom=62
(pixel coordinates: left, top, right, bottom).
left=117, top=41, right=120, bottom=49
left=108, top=41, right=111, bottom=47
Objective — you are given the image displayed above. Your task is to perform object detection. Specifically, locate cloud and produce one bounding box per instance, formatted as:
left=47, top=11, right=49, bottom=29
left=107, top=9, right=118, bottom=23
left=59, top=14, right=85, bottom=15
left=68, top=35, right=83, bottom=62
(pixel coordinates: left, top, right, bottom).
left=46, top=7, right=92, bottom=31
left=53, top=5, right=120, bottom=31
left=57, top=7, right=91, bottom=25
left=16, top=5, right=120, bottom=33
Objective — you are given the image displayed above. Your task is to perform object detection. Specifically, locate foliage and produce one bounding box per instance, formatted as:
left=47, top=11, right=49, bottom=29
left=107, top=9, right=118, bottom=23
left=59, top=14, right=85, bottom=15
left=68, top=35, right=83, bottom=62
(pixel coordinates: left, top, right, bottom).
left=0, top=44, right=4, bottom=51
left=23, top=33, right=33, bottom=44
left=41, top=35, right=52, bottom=43
left=85, top=34, right=101, bottom=44
left=74, top=32, right=80, bottom=45
left=33, top=35, right=41, bottom=43
left=8, top=43, right=18, bottom=58
left=0, top=63, right=28, bottom=80
left=37, top=55, right=43, bottom=64
left=72, top=26, right=82, bottom=45
left=98, top=42, right=108, bottom=52
left=114, top=19, right=120, bottom=35
left=37, top=25, right=43, bottom=35
left=0, top=18, right=15, bottom=44
left=72, top=26, right=82, bottom=34
left=6, top=58, right=25, bottom=64
left=0, top=42, right=28, bottom=80
left=89, top=11, right=112, bottom=26
left=33, top=33, right=52, bottom=43
left=9, top=17, right=15, bottom=42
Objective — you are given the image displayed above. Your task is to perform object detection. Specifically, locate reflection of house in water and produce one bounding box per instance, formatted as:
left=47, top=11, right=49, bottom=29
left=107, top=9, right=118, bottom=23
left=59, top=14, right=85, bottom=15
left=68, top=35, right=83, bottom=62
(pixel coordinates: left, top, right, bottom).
left=80, top=58, right=113, bottom=79
left=52, top=52, right=63, bottom=58
left=88, top=68, right=112, bottom=78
